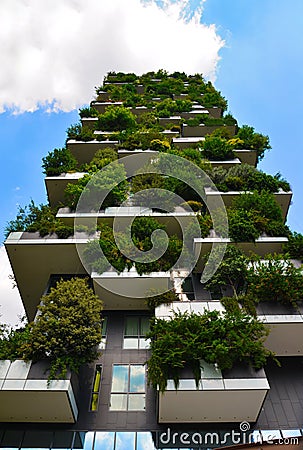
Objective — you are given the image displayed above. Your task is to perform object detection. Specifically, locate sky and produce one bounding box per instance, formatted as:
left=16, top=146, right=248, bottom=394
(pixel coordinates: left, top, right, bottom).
left=0, top=0, right=303, bottom=325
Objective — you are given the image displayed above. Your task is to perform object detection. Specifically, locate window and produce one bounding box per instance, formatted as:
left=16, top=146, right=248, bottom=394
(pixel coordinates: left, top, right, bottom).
left=90, top=365, right=102, bottom=411
left=123, top=316, right=150, bottom=349
left=99, top=317, right=108, bottom=350
left=110, top=365, right=145, bottom=411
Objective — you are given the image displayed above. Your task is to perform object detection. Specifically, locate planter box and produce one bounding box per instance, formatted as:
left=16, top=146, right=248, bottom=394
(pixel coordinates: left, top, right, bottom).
left=67, top=139, right=118, bottom=165
left=92, top=268, right=172, bottom=310
left=130, top=106, right=153, bottom=117
left=80, top=117, right=98, bottom=130
left=193, top=236, right=288, bottom=272
left=233, top=149, right=258, bottom=166
left=158, top=116, right=182, bottom=126
left=180, top=106, right=222, bottom=120
left=158, top=361, right=269, bottom=423
left=182, top=124, right=236, bottom=137
left=90, top=101, right=123, bottom=114
left=257, top=302, right=303, bottom=356
left=96, top=91, right=110, bottom=102
left=204, top=187, right=292, bottom=220
left=0, top=360, right=78, bottom=423
left=45, top=172, right=86, bottom=207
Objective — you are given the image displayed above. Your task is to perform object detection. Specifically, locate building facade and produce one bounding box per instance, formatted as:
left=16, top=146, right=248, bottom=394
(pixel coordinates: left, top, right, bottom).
left=2, top=71, right=303, bottom=449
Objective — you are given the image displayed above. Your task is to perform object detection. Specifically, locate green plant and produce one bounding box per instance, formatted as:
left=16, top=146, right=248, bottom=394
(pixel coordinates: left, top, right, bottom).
left=65, top=163, right=128, bottom=211
left=79, top=107, right=99, bottom=118
left=246, top=255, right=303, bottom=307
left=201, top=136, right=235, bottom=161
left=42, top=148, right=78, bottom=176
left=22, top=278, right=104, bottom=379
left=66, top=123, right=95, bottom=142
left=5, top=201, right=73, bottom=239
left=229, top=191, right=288, bottom=240
left=204, top=246, right=248, bottom=297
left=98, top=105, right=137, bottom=131
left=145, top=290, right=179, bottom=310
left=146, top=310, right=272, bottom=392
left=283, top=232, right=303, bottom=260
left=235, top=125, right=271, bottom=162
left=82, top=148, right=118, bottom=172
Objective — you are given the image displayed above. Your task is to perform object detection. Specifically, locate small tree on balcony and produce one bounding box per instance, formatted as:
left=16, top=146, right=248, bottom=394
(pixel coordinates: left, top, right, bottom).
left=22, top=278, right=104, bottom=379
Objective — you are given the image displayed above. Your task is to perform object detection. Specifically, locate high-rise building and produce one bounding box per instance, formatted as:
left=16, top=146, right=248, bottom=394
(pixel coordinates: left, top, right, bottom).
left=2, top=71, right=303, bottom=450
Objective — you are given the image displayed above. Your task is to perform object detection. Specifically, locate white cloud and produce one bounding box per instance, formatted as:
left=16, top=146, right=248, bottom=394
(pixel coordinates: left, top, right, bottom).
left=0, top=0, right=224, bottom=113
left=0, top=246, right=25, bottom=327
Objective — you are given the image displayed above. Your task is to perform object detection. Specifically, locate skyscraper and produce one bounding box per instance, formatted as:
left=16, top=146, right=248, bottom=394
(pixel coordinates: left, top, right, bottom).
left=2, top=71, right=303, bottom=449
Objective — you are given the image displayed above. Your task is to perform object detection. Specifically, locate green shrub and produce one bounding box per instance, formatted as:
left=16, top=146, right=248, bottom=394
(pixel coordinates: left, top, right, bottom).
left=284, top=232, right=303, bottom=260
left=22, top=278, right=104, bottom=379
left=201, top=136, right=235, bottom=160
left=42, top=148, right=78, bottom=176
left=146, top=310, right=272, bottom=392
left=66, top=123, right=95, bottom=142
left=79, top=107, right=99, bottom=118
left=98, top=105, right=137, bottom=131
left=246, top=255, right=303, bottom=307
left=235, top=125, right=271, bottom=162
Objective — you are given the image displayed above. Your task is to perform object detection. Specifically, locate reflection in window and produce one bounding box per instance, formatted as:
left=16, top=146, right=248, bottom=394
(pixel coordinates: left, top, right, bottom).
left=90, top=365, right=102, bottom=411
left=94, top=432, right=115, bottom=450
left=123, top=316, right=150, bottom=349
left=110, top=365, right=145, bottom=411
left=115, top=432, right=135, bottom=450
left=99, top=317, right=108, bottom=350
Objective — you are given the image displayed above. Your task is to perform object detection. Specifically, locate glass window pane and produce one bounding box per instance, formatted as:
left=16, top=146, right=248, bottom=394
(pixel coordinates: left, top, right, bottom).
left=21, top=431, right=52, bottom=450
left=1, top=430, right=24, bottom=449
left=110, top=393, right=127, bottom=410
left=94, top=432, right=115, bottom=450
left=52, top=431, right=73, bottom=449
left=74, top=432, right=93, bottom=450
left=139, top=338, right=150, bottom=349
left=128, top=393, right=145, bottom=410
left=123, top=338, right=138, bottom=349
left=130, top=365, right=145, bottom=392
left=137, top=432, right=155, bottom=450
left=116, top=432, right=135, bottom=450
left=112, top=365, right=128, bottom=392
left=140, top=317, right=150, bottom=335
left=125, top=317, right=138, bottom=336
left=101, top=317, right=107, bottom=337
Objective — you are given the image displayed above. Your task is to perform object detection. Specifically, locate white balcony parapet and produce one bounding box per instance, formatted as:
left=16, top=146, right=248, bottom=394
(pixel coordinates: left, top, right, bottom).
left=158, top=360, right=269, bottom=423
left=0, top=360, right=78, bottom=423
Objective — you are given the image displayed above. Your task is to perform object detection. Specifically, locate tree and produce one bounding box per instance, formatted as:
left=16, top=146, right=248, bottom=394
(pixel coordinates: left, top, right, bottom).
left=42, top=148, right=78, bottom=176
left=22, top=278, right=104, bottom=379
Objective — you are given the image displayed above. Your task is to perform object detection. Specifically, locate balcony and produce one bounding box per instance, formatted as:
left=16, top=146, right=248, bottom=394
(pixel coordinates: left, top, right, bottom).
left=257, top=301, right=303, bottom=356
left=182, top=124, right=236, bottom=138
left=193, top=236, right=288, bottom=271
left=45, top=172, right=86, bottom=207
left=204, top=187, right=292, bottom=220
left=57, top=206, right=195, bottom=237
left=80, top=117, right=98, bottom=130
left=0, top=360, right=78, bottom=423
left=92, top=267, right=172, bottom=310
left=90, top=101, right=123, bottom=114
left=5, top=232, right=89, bottom=320
left=158, top=360, right=269, bottom=423
left=66, top=139, right=118, bottom=165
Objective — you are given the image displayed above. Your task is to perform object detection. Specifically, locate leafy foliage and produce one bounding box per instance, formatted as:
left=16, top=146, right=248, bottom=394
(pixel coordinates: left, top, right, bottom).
left=146, top=310, right=272, bottom=392
left=42, top=148, right=78, bottom=176
left=246, top=255, right=303, bottom=307
left=98, top=105, right=137, bottom=131
left=5, top=201, right=73, bottom=239
left=204, top=246, right=248, bottom=297
left=22, top=278, right=104, bottom=379
left=201, top=135, right=235, bottom=161
left=235, top=125, right=271, bottom=162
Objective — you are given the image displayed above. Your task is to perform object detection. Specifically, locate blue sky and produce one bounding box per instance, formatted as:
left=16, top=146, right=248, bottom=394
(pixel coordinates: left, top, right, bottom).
left=0, top=0, right=303, bottom=324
